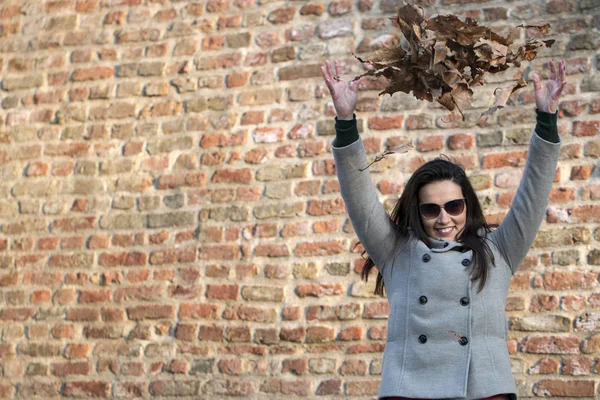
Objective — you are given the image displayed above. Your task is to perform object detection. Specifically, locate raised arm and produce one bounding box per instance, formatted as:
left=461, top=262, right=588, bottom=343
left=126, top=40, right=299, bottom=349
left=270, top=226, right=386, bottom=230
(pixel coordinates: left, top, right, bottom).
left=321, top=60, right=402, bottom=271
left=490, top=59, right=566, bottom=274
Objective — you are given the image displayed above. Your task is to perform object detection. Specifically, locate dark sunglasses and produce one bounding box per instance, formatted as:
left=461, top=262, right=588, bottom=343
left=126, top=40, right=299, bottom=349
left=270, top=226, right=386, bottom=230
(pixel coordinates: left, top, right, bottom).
left=419, top=198, right=466, bottom=219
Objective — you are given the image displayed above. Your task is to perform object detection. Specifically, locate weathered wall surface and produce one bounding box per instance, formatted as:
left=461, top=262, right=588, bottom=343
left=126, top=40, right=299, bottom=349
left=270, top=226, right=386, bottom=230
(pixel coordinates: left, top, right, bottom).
left=0, top=0, right=599, bottom=398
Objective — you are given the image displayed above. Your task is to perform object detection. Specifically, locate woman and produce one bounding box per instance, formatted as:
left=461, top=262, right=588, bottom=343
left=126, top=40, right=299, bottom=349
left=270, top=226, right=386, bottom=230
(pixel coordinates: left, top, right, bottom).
left=320, top=58, right=566, bottom=400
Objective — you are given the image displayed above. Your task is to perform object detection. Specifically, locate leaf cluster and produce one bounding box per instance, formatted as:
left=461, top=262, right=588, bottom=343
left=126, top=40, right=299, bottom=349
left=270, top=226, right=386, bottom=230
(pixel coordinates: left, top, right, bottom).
left=354, top=3, right=555, bottom=119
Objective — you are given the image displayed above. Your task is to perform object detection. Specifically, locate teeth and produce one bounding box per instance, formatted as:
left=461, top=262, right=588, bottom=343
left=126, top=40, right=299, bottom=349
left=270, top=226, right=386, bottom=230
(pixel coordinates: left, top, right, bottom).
left=437, top=227, right=453, bottom=233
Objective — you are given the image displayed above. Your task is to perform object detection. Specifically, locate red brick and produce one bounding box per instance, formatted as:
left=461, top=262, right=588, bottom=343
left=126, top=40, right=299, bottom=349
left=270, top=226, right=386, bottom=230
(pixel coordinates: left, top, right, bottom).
left=199, top=245, right=241, bottom=260
left=25, top=161, right=49, bottom=177
left=281, top=222, right=309, bottom=238
left=529, top=294, right=560, bottom=312
left=569, top=205, right=600, bottom=222
left=267, top=7, right=296, bottom=24
left=339, top=326, right=363, bottom=341
left=368, top=115, right=404, bottom=130
left=559, top=100, right=587, bottom=117
left=206, top=284, right=238, bottom=300
left=275, top=144, right=296, bottom=158
left=72, top=66, right=114, bottom=81
left=296, top=283, right=344, bottom=297
left=126, top=305, right=175, bottom=320
left=254, top=244, right=289, bottom=257
left=244, top=148, right=269, bottom=164
left=521, top=336, right=580, bottom=354
left=63, top=381, right=110, bottom=397
left=447, top=133, right=474, bottom=150
left=199, top=325, right=223, bottom=341
left=561, top=295, right=586, bottom=311
left=31, top=289, right=52, bottom=304
left=294, top=240, right=345, bottom=256
left=313, top=220, right=339, bottom=234
left=570, top=165, right=594, bottom=180
left=533, top=379, right=594, bottom=397
left=226, top=71, right=250, bottom=88
left=202, top=35, right=225, bottom=51
left=529, top=358, right=560, bottom=374
left=572, top=120, right=599, bottom=137
left=64, top=343, right=91, bottom=359
left=207, top=0, right=229, bottom=12
left=417, top=135, right=444, bottom=152
left=241, top=111, right=264, bottom=125
left=218, top=15, right=241, bottom=29
left=76, top=0, right=98, bottom=12
left=482, top=151, right=527, bottom=169
left=66, top=308, right=100, bottom=322
left=300, top=3, right=325, bottom=15
left=98, top=252, right=148, bottom=267
left=51, top=361, right=91, bottom=377
left=562, top=357, right=592, bottom=375
left=155, top=8, right=177, bottom=23
left=543, top=271, right=597, bottom=290
left=549, top=187, right=576, bottom=203
left=212, top=168, right=252, bottom=184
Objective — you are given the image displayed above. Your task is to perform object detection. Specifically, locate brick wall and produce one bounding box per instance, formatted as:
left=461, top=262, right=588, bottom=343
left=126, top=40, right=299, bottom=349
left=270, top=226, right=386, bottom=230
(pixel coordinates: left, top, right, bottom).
left=0, top=0, right=599, bottom=398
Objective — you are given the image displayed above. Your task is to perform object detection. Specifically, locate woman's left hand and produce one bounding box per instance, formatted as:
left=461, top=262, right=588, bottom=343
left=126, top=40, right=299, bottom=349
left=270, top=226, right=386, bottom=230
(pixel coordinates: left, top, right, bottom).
left=530, top=59, right=567, bottom=114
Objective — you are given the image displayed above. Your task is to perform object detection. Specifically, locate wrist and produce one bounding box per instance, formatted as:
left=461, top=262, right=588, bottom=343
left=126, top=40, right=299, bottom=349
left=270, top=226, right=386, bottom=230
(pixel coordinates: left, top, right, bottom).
left=336, top=114, right=354, bottom=121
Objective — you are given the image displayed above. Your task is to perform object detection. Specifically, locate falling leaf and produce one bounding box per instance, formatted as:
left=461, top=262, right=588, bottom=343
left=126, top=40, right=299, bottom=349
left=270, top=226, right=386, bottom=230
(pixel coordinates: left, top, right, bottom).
left=352, top=3, right=553, bottom=118
left=359, top=141, right=413, bottom=171
left=479, top=78, right=528, bottom=120
left=517, top=22, right=551, bottom=35
left=433, top=42, right=448, bottom=65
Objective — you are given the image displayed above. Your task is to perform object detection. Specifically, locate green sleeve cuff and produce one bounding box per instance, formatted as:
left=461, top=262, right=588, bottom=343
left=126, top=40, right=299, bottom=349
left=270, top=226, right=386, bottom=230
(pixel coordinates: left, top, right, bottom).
left=535, top=109, right=559, bottom=143
left=333, top=114, right=359, bottom=147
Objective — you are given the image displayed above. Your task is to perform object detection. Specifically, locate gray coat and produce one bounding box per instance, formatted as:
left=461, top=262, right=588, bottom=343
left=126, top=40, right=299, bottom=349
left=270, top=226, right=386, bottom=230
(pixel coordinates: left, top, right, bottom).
left=332, top=132, right=560, bottom=399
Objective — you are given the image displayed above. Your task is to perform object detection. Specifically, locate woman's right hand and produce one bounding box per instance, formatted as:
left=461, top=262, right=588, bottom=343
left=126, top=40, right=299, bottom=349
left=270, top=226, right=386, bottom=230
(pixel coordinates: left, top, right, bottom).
left=320, top=60, right=361, bottom=120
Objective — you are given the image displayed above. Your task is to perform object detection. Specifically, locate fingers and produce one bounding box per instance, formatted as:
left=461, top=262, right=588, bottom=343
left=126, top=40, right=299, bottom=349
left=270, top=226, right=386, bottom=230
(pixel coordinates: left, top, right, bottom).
left=559, top=59, right=566, bottom=85
left=334, top=59, right=342, bottom=78
left=321, top=59, right=344, bottom=84
left=549, top=59, right=557, bottom=81
left=552, top=60, right=567, bottom=100
left=320, top=60, right=332, bottom=81
left=530, top=72, right=542, bottom=94
left=320, top=61, right=336, bottom=93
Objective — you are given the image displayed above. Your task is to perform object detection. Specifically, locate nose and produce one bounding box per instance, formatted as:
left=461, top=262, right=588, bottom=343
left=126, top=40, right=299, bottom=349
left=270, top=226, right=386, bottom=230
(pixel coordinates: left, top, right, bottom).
left=437, top=208, right=451, bottom=224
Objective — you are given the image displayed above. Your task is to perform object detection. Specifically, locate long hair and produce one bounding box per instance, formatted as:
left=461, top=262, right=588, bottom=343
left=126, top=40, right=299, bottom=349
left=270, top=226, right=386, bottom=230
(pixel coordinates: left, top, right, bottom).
left=362, top=157, right=495, bottom=296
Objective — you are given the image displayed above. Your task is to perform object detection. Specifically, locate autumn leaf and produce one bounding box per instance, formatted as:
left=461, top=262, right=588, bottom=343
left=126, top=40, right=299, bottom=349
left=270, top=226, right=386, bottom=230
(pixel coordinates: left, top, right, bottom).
left=479, top=78, right=528, bottom=120
left=517, top=22, right=551, bottom=35
left=352, top=3, right=554, bottom=121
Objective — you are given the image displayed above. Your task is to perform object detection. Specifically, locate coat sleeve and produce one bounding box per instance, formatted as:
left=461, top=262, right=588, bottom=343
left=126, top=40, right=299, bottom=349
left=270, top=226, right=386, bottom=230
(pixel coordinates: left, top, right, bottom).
left=489, top=131, right=561, bottom=274
left=332, top=138, right=403, bottom=272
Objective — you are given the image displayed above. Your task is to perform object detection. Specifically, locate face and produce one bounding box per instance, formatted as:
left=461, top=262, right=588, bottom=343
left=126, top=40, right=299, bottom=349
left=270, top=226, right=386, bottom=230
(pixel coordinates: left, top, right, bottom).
left=418, top=180, right=467, bottom=241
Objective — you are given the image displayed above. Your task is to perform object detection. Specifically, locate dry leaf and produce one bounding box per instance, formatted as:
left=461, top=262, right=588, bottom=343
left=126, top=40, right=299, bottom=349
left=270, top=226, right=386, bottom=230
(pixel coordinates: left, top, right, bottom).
left=517, top=22, right=551, bottom=35
left=479, top=78, right=528, bottom=120
left=359, top=141, right=414, bottom=171
left=353, top=3, right=554, bottom=120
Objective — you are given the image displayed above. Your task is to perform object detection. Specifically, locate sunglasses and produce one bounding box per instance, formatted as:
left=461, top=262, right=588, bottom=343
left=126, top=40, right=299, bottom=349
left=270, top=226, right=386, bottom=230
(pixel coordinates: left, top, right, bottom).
left=419, top=198, right=466, bottom=219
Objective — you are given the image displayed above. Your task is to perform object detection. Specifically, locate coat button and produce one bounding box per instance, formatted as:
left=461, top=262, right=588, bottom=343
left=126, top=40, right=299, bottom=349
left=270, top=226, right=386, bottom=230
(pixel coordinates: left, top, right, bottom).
left=419, top=295, right=428, bottom=305
left=422, top=254, right=431, bottom=263
left=459, top=337, right=468, bottom=346
left=461, top=258, right=470, bottom=266
left=419, top=335, right=427, bottom=344
left=460, top=297, right=470, bottom=306
left=443, top=242, right=449, bottom=248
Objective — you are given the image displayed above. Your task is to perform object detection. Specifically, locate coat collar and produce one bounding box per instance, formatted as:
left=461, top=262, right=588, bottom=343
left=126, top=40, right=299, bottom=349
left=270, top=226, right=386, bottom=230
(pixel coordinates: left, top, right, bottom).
left=408, top=228, right=466, bottom=253
left=427, top=237, right=464, bottom=253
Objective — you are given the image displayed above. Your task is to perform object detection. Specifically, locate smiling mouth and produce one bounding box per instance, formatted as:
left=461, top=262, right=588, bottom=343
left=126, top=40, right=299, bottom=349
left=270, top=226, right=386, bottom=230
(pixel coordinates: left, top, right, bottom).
left=436, top=227, right=454, bottom=236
